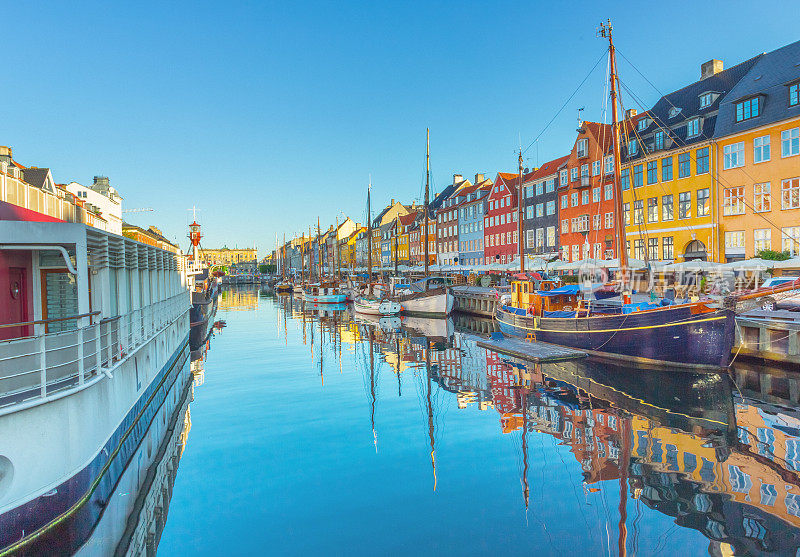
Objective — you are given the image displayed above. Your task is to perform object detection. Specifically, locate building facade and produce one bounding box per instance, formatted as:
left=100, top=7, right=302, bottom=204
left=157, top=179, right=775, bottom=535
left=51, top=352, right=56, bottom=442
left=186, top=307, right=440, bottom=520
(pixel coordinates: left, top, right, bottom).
left=436, top=175, right=470, bottom=265
left=459, top=176, right=492, bottom=266
left=714, top=41, right=800, bottom=260
left=483, top=173, right=520, bottom=264
left=522, top=156, right=568, bottom=258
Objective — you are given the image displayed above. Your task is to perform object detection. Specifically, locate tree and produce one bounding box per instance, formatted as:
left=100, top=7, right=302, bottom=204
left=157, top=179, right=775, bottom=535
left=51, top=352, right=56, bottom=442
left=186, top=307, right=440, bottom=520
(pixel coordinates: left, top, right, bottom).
left=756, top=249, right=791, bottom=261
left=259, top=264, right=276, bottom=274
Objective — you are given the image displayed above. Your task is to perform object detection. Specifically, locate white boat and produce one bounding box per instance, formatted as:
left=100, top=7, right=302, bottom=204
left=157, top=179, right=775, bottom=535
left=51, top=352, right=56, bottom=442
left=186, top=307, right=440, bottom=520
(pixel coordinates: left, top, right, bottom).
left=394, top=277, right=454, bottom=316
left=293, top=284, right=305, bottom=294
left=0, top=218, right=191, bottom=554
left=303, top=281, right=347, bottom=304
left=403, top=315, right=455, bottom=340
left=353, top=296, right=402, bottom=315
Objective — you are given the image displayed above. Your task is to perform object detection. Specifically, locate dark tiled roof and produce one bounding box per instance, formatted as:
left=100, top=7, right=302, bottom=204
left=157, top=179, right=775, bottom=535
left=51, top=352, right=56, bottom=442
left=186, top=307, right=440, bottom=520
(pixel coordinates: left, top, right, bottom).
left=530, top=155, right=570, bottom=180
left=624, top=54, right=761, bottom=162
left=715, top=40, right=800, bottom=138
left=21, top=167, right=50, bottom=189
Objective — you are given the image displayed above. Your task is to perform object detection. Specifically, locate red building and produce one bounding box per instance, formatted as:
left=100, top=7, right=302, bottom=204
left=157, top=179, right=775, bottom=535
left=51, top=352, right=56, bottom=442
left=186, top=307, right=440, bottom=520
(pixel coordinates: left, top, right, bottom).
left=558, top=115, right=642, bottom=262
left=483, top=173, right=520, bottom=264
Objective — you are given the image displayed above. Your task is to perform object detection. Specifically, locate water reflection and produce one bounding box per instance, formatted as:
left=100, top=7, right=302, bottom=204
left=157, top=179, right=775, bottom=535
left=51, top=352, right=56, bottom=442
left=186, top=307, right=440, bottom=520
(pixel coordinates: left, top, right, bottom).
left=265, top=291, right=800, bottom=556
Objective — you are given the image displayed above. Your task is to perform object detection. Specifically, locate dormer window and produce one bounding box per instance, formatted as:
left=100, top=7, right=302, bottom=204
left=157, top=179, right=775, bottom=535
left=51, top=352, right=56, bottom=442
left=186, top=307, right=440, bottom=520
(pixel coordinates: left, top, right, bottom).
left=790, top=82, right=799, bottom=107
left=628, top=139, right=638, bottom=156
left=687, top=118, right=701, bottom=138
left=735, top=96, right=761, bottom=122
left=668, top=107, right=682, bottom=119
left=699, top=93, right=713, bottom=108
left=653, top=130, right=665, bottom=150
left=637, top=118, right=650, bottom=131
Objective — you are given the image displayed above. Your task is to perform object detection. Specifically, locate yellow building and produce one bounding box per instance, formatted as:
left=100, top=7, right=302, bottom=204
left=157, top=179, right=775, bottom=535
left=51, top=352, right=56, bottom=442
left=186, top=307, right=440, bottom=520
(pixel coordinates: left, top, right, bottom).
left=713, top=41, right=800, bottom=260
left=201, top=247, right=257, bottom=267
left=619, top=55, right=766, bottom=263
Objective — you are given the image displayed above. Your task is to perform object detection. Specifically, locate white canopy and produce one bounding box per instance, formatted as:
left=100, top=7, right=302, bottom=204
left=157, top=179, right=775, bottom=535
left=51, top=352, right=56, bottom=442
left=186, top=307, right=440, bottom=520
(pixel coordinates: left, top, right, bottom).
left=661, top=259, right=720, bottom=272
left=719, top=258, right=772, bottom=271
left=771, top=257, right=800, bottom=270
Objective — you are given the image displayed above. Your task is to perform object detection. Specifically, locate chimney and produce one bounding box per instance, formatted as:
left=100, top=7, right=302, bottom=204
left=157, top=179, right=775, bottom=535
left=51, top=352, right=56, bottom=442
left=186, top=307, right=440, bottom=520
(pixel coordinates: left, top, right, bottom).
left=625, top=108, right=637, bottom=120
left=93, top=176, right=110, bottom=187
left=474, top=173, right=485, bottom=183
left=701, top=59, right=723, bottom=79
left=391, top=198, right=395, bottom=206
left=453, top=174, right=463, bottom=185
left=0, top=146, right=12, bottom=164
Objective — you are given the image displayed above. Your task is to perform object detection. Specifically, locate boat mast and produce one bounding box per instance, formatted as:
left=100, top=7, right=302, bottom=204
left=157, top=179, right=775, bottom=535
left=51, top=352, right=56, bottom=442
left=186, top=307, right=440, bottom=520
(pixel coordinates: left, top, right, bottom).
left=336, top=216, right=341, bottom=280
left=317, top=217, right=323, bottom=280
left=517, top=150, right=525, bottom=273
left=425, top=341, right=436, bottom=491
left=282, top=233, right=286, bottom=280
left=601, top=20, right=629, bottom=275
left=367, top=180, right=373, bottom=296
left=300, top=233, right=305, bottom=284
left=424, top=128, right=430, bottom=277
left=394, top=218, right=399, bottom=275
left=369, top=327, right=377, bottom=452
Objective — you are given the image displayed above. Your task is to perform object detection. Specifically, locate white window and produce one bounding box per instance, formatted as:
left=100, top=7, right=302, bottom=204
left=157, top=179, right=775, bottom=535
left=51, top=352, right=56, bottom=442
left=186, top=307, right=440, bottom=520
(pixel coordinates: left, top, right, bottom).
left=535, top=182, right=544, bottom=196
left=560, top=169, right=568, bottom=185
left=723, top=187, right=745, bottom=216
left=561, top=219, right=568, bottom=233
left=754, top=135, right=771, bottom=163
left=604, top=184, right=613, bottom=200
left=669, top=106, right=681, bottom=119
left=592, top=160, right=601, bottom=176
left=571, top=244, right=580, bottom=261
left=783, top=178, right=800, bottom=210
left=605, top=212, right=614, bottom=229
left=546, top=200, right=555, bottom=215
left=571, top=192, right=579, bottom=207
left=535, top=203, right=544, bottom=217
left=592, top=187, right=600, bottom=202
left=580, top=164, right=589, bottom=177
left=628, top=139, right=638, bottom=156
left=592, top=214, right=601, bottom=230
left=581, top=190, right=589, bottom=205
left=593, top=243, right=602, bottom=259
left=754, top=229, right=771, bottom=253
left=535, top=228, right=544, bottom=248
left=699, top=93, right=712, bottom=108
left=525, top=229, right=534, bottom=246
left=577, top=138, right=588, bottom=158
left=546, top=226, right=555, bottom=247
left=754, top=182, right=771, bottom=213
left=571, top=167, right=578, bottom=181
left=561, top=195, right=568, bottom=209
left=725, top=231, right=745, bottom=248
left=783, top=227, right=800, bottom=255
left=724, top=142, right=745, bottom=169
left=637, top=118, right=649, bottom=131
left=782, top=128, right=800, bottom=157
left=604, top=155, right=614, bottom=174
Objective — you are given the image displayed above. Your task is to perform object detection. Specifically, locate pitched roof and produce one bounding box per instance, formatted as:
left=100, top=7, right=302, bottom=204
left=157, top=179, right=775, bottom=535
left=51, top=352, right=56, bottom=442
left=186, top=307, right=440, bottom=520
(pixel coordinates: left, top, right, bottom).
left=398, top=212, right=417, bottom=226
left=21, top=167, right=51, bottom=189
left=715, top=40, right=800, bottom=138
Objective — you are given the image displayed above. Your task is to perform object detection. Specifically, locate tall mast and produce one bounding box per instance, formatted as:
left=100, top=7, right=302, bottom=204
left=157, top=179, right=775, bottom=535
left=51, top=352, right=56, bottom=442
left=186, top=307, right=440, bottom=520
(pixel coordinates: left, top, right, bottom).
left=336, top=217, right=340, bottom=280
left=367, top=180, right=373, bottom=296
left=282, top=233, right=286, bottom=280
left=517, top=150, right=525, bottom=273
left=369, top=327, right=377, bottom=452
left=425, top=341, right=436, bottom=491
left=394, top=218, right=399, bottom=275
left=601, top=20, right=629, bottom=273
left=317, top=217, right=323, bottom=280
left=300, top=233, right=305, bottom=284
left=424, top=128, right=430, bottom=276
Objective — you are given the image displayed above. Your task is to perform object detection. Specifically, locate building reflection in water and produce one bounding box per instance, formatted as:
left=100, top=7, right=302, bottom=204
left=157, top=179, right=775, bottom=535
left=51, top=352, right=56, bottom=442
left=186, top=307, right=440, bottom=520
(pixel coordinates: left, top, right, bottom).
left=275, top=295, right=800, bottom=557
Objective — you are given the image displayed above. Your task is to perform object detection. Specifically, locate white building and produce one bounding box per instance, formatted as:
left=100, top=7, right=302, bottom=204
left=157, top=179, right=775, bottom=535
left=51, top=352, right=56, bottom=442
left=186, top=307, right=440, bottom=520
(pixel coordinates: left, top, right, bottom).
left=65, top=176, right=123, bottom=235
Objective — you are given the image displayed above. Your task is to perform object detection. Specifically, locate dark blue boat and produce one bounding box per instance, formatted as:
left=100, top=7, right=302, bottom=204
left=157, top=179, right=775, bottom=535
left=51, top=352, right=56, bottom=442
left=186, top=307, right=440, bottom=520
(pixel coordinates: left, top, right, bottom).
left=496, top=302, right=736, bottom=371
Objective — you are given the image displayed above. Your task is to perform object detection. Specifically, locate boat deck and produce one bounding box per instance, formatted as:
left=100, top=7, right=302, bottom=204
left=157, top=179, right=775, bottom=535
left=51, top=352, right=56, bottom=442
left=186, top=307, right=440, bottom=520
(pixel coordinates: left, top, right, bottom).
left=477, top=335, right=587, bottom=363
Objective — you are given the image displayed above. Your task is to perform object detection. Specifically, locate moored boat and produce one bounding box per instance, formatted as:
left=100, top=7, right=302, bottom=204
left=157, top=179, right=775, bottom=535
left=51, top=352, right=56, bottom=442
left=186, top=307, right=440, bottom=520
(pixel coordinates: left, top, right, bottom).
left=353, top=296, right=402, bottom=315
left=303, top=281, right=347, bottom=304
left=394, top=276, right=454, bottom=316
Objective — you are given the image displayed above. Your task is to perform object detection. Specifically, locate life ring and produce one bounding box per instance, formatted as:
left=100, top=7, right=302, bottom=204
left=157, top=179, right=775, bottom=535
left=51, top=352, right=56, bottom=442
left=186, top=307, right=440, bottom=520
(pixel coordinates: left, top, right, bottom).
left=563, top=305, right=573, bottom=312
left=527, top=305, right=535, bottom=315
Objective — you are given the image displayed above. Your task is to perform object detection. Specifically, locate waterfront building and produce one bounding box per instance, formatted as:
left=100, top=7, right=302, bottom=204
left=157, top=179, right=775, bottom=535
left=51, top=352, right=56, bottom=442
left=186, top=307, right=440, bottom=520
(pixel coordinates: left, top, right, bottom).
left=458, top=175, right=493, bottom=266
left=409, top=211, right=437, bottom=266
left=621, top=57, right=759, bottom=263
left=558, top=120, right=619, bottom=262
left=122, top=223, right=180, bottom=254
left=483, top=172, right=520, bottom=264
left=714, top=40, right=800, bottom=260
left=522, top=156, right=568, bottom=258
left=397, top=212, right=416, bottom=265
left=65, top=176, right=123, bottom=235
left=379, top=221, right=394, bottom=266
left=435, top=174, right=471, bottom=265
left=354, top=228, right=369, bottom=267
left=200, top=246, right=257, bottom=267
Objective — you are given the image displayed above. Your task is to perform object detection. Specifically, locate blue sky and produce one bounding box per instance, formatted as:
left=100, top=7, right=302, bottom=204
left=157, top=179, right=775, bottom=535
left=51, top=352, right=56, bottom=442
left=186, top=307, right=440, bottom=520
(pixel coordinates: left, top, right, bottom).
left=4, top=1, right=797, bottom=256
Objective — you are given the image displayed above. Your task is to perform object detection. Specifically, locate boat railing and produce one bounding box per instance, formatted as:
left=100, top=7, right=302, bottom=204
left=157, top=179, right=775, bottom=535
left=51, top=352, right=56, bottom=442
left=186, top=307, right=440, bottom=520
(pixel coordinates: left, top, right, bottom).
left=0, top=291, right=190, bottom=411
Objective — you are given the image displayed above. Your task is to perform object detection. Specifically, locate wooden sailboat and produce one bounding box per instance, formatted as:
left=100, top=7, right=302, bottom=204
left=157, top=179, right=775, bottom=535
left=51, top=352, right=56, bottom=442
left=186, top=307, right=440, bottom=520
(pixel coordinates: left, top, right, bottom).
left=494, top=21, right=735, bottom=371
left=355, top=179, right=403, bottom=316
left=304, top=218, right=347, bottom=304
left=393, top=129, right=454, bottom=316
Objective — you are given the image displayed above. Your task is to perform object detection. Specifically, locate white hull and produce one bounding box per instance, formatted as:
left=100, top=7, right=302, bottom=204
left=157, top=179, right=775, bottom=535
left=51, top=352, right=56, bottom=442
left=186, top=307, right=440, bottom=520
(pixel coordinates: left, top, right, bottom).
left=303, top=293, right=347, bottom=304
left=403, top=316, right=454, bottom=339
left=400, top=291, right=454, bottom=316
left=353, top=298, right=402, bottom=315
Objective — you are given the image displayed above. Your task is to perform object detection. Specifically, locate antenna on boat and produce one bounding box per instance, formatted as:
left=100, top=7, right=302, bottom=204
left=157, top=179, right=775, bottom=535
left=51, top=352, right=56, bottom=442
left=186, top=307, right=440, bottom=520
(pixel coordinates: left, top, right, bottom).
left=518, top=148, right=525, bottom=274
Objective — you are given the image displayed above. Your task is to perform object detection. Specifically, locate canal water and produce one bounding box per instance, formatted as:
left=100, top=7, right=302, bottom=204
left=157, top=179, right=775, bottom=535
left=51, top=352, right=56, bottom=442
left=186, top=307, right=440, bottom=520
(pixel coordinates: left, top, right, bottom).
left=155, top=287, right=800, bottom=556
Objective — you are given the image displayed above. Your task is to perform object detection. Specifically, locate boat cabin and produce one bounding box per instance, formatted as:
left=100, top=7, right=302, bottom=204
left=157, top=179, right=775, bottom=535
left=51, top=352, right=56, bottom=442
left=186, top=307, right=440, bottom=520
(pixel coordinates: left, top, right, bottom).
left=305, top=281, right=339, bottom=296
left=510, top=280, right=581, bottom=316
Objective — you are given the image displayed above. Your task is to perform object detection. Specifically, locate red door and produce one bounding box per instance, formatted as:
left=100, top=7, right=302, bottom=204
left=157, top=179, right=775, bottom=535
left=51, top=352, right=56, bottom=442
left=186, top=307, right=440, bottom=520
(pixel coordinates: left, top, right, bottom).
left=1, top=267, right=29, bottom=340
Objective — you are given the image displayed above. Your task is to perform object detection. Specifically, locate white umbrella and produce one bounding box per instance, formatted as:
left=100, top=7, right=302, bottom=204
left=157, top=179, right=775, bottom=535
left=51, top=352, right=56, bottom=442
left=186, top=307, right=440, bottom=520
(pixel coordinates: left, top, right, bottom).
left=720, top=258, right=772, bottom=271
left=661, top=260, right=720, bottom=273
left=770, top=257, right=800, bottom=270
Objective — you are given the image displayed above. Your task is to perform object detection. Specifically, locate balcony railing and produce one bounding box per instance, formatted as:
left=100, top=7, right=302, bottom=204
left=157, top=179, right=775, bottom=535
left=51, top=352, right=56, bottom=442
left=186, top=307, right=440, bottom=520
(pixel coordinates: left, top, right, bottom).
left=0, top=292, right=190, bottom=411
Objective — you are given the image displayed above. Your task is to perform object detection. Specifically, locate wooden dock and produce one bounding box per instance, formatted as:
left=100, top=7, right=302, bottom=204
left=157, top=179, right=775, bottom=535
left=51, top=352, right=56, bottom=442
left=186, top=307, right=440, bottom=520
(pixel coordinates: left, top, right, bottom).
left=477, top=336, right=586, bottom=363
left=452, top=286, right=500, bottom=318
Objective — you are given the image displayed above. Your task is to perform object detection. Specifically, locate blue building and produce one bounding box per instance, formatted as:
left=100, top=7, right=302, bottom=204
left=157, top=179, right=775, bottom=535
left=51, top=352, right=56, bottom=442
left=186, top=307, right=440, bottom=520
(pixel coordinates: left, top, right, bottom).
left=458, top=176, right=493, bottom=266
